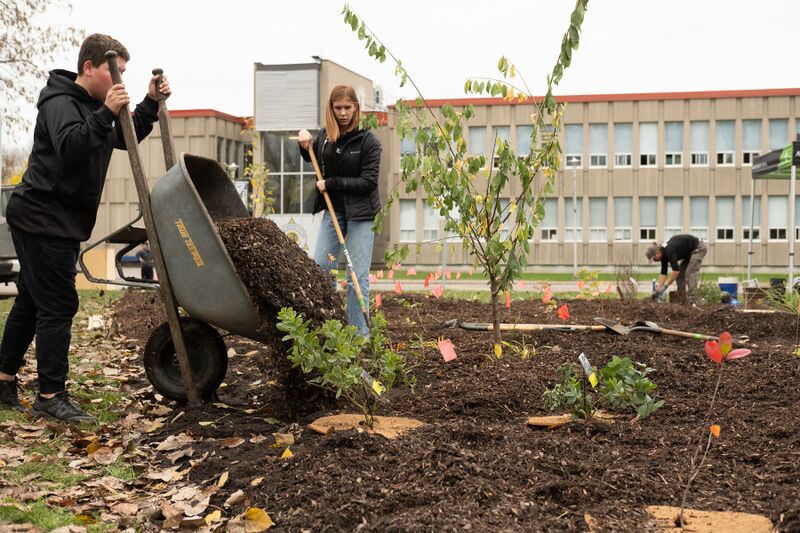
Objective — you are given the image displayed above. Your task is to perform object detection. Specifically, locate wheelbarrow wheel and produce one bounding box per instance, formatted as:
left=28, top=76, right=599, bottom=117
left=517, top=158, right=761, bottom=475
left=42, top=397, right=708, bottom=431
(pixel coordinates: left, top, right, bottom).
left=143, top=318, right=227, bottom=402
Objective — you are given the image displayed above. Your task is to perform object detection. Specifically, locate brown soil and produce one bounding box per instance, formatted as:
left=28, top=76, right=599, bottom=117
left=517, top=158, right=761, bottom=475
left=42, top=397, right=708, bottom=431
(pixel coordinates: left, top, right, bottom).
left=113, top=293, right=800, bottom=531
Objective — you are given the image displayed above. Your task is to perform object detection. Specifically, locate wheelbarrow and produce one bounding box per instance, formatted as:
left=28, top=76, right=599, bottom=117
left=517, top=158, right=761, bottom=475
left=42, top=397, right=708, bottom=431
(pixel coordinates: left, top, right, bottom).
left=80, top=54, right=266, bottom=403
left=82, top=152, right=267, bottom=401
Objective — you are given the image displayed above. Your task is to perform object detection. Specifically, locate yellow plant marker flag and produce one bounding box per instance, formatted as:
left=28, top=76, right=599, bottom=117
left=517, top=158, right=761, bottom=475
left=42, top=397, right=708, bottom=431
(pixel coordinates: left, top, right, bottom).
left=494, top=343, right=503, bottom=358
left=280, top=447, right=293, bottom=460
left=371, top=379, right=385, bottom=395
left=588, top=372, right=599, bottom=388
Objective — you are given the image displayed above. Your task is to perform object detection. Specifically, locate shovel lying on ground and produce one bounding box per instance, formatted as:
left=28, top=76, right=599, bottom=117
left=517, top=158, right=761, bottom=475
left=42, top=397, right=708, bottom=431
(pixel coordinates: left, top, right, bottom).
left=449, top=320, right=609, bottom=333
left=593, top=318, right=749, bottom=345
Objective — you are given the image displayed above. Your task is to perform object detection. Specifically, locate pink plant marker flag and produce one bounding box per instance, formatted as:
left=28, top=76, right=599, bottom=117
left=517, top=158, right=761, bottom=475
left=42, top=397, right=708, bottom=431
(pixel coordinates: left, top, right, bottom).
left=369, top=274, right=378, bottom=284
left=577, top=280, right=586, bottom=289
left=406, top=268, right=417, bottom=276
left=517, top=280, right=527, bottom=290
left=375, top=293, right=382, bottom=308
left=445, top=268, right=452, bottom=279
left=456, top=272, right=462, bottom=280
left=431, top=285, right=443, bottom=298
left=424, top=273, right=432, bottom=288
left=604, top=282, right=613, bottom=294
left=467, top=267, right=474, bottom=276
left=387, top=270, right=395, bottom=280
left=542, top=288, right=553, bottom=304
left=438, top=338, right=457, bottom=362
left=394, top=281, right=403, bottom=294
left=376, top=270, right=384, bottom=279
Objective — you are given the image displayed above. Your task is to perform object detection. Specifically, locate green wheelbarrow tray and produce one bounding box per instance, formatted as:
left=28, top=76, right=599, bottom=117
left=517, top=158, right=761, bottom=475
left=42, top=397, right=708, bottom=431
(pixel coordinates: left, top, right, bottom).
left=150, top=153, right=268, bottom=342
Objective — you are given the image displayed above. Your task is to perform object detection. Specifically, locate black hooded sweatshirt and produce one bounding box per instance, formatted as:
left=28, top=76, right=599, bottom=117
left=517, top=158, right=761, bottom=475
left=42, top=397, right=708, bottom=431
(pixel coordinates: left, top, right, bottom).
left=6, top=69, right=159, bottom=241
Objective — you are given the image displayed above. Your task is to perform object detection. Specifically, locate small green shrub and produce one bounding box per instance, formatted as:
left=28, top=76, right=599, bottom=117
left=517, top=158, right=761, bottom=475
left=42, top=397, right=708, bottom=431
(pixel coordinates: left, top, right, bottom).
left=276, top=309, right=415, bottom=428
left=543, top=356, right=664, bottom=419
left=695, top=278, right=723, bottom=305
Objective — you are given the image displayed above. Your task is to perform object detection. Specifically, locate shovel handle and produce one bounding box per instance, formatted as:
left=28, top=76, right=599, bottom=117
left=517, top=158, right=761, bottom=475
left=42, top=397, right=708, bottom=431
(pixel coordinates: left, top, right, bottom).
left=460, top=322, right=606, bottom=332
left=151, top=68, right=166, bottom=100
left=657, top=327, right=748, bottom=346
left=150, top=67, right=176, bottom=168
left=307, top=145, right=370, bottom=329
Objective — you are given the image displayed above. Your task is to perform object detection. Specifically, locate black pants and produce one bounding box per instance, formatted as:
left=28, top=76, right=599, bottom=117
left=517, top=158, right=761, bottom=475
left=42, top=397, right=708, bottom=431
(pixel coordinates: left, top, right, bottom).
left=141, top=265, right=154, bottom=280
left=0, top=228, right=79, bottom=393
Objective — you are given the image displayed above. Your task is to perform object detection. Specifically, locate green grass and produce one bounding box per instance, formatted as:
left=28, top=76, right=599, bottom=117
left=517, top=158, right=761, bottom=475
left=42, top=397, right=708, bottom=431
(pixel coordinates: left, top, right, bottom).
left=0, top=498, right=78, bottom=531
left=11, top=461, right=87, bottom=486
left=102, top=459, right=137, bottom=482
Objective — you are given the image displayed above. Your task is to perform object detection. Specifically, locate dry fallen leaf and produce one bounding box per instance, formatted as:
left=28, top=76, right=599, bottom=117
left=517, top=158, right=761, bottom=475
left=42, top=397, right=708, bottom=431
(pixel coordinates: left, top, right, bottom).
left=156, top=433, right=195, bottom=451
left=250, top=477, right=264, bottom=487
left=92, top=446, right=121, bottom=466
left=225, top=489, right=246, bottom=508
left=217, top=471, right=229, bottom=488
left=249, top=434, right=267, bottom=444
left=243, top=507, right=275, bottom=532
left=271, top=433, right=294, bottom=448
left=110, top=502, right=139, bottom=516
left=220, top=437, right=245, bottom=448
left=205, top=509, right=222, bottom=525
left=166, top=447, right=194, bottom=464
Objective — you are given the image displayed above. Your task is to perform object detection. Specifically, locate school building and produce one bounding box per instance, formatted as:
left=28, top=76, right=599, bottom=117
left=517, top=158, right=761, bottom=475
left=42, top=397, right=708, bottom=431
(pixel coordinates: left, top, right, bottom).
left=89, top=58, right=800, bottom=286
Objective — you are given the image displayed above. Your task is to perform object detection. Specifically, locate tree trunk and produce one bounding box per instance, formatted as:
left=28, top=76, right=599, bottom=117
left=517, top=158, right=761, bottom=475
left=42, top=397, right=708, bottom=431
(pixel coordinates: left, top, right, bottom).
left=490, top=277, right=502, bottom=348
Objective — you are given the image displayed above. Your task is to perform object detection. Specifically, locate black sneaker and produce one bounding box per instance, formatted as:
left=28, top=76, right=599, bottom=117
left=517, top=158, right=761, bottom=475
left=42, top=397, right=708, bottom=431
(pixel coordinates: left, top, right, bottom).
left=0, top=377, right=25, bottom=412
left=31, top=392, right=96, bottom=423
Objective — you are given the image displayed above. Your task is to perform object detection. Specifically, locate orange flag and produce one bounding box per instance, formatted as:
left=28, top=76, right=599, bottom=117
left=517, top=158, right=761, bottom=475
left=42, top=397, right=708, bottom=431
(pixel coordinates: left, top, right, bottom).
left=375, top=293, right=382, bottom=308
left=542, top=288, right=553, bottom=304
left=394, top=281, right=403, bottom=294
left=557, top=303, right=570, bottom=321
left=431, top=285, right=443, bottom=298
left=505, top=291, right=511, bottom=308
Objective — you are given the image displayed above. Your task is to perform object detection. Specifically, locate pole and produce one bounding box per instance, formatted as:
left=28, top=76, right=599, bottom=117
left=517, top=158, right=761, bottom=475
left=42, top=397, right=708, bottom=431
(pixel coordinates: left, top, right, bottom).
left=789, top=163, right=796, bottom=294
left=570, top=157, right=578, bottom=276
left=747, top=177, right=755, bottom=283
left=105, top=52, right=201, bottom=405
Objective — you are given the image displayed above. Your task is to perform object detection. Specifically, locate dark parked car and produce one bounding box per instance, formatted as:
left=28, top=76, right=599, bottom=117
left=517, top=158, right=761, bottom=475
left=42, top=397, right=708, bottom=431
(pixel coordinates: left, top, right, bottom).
left=0, top=185, right=19, bottom=283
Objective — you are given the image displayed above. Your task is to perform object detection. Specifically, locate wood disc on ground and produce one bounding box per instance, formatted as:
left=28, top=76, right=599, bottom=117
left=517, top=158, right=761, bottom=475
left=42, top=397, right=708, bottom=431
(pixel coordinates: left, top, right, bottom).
left=308, top=414, right=424, bottom=439
left=646, top=505, right=774, bottom=532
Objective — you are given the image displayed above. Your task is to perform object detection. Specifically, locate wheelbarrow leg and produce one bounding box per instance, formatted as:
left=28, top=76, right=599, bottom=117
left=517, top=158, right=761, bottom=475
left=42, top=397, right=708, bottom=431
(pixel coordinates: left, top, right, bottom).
left=106, top=52, right=201, bottom=406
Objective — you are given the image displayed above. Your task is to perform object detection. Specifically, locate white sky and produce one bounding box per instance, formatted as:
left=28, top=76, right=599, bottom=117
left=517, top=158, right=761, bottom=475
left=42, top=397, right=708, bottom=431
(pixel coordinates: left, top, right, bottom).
left=11, top=0, right=800, bottom=140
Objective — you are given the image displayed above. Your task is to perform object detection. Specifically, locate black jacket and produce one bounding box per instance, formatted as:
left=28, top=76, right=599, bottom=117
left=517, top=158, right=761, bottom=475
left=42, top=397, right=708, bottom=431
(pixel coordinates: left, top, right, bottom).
left=7, top=69, right=158, bottom=241
left=660, top=234, right=700, bottom=275
left=299, top=127, right=382, bottom=221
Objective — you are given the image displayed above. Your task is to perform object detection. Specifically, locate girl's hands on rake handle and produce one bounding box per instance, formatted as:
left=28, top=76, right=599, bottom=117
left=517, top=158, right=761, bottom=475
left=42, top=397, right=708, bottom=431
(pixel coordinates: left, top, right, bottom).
left=296, top=131, right=328, bottom=192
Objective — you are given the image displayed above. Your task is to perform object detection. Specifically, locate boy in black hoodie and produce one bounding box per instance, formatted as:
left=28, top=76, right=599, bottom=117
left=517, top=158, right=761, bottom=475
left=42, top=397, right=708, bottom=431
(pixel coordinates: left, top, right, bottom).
left=0, top=34, right=170, bottom=422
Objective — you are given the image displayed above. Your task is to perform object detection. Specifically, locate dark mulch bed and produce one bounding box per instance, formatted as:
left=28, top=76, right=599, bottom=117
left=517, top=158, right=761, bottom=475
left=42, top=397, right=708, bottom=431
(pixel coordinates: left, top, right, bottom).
left=112, top=292, right=800, bottom=531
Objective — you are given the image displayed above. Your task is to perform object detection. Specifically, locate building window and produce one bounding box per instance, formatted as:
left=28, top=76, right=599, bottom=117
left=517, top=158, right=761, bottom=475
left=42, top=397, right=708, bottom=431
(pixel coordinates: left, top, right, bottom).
left=664, top=197, right=683, bottom=238
left=260, top=131, right=317, bottom=215
left=614, top=123, right=632, bottom=167
left=716, top=120, right=735, bottom=166
left=589, top=198, right=607, bottom=242
left=492, top=126, right=510, bottom=168
left=639, top=122, right=657, bottom=166
left=639, top=197, right=657, bottom=241
left=565, top=124, right=583, bottom=167
left=423, top=203, right=440, bottom=242
left=468, top=126, right=487, bottom=157
left=742, top=196, right=761, bottom=241
left=399, top=199, right=417, bottom=243
left=614, top=197, right=632, bottom=241
left=516, top=125, right=533, bottom=159
left=664, top=122, right=683, bottom=166
left=565, top=197, right=583, bottom=242
left=400, top=128, right=416, bottom=157
left=715, top=196, right=734, bottom=241
left=742, top=119, right=761, bottom=165
left=445, top=205, right=462, bottom=243
left=690, top=197, right=709, bottom=239
left=690, top=121, right=709, bottom=166
left=589, top=124, right=607, bottom=167
left=769, top=118, right=788, bottom=151
left=768, top=196, right=787, bottom=240
left=540, top=198, right=558, bottom=241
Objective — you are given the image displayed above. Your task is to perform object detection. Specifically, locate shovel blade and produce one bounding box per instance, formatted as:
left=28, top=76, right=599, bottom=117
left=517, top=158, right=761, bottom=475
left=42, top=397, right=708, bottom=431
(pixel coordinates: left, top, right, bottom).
left=593, top=317, right=630, bottom=335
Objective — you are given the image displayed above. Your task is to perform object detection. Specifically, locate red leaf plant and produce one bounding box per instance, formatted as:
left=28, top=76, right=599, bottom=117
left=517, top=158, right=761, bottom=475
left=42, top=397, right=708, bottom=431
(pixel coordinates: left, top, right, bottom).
left=679, top=331, right=751, bottom=527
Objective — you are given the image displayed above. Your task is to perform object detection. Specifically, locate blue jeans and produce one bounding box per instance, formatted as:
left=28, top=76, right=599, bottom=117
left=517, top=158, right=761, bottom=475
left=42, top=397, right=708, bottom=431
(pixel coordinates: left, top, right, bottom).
left=314, top=211, right=374, bottom=336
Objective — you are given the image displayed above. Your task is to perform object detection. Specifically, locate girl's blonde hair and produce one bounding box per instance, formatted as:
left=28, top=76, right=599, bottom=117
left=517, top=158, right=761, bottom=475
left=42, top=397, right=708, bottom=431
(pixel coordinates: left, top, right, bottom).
left=325, top=85, right=360, bottom=142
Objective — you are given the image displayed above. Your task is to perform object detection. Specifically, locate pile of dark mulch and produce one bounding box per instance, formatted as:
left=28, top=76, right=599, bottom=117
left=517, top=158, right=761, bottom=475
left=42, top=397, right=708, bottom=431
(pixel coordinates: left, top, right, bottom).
left=108, top=289, right=166, bottom=345
left=215, top=217, right=345, bottom=332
